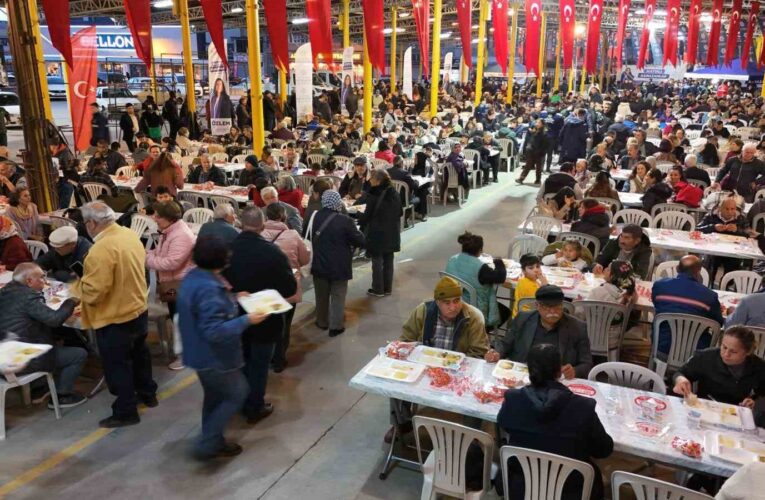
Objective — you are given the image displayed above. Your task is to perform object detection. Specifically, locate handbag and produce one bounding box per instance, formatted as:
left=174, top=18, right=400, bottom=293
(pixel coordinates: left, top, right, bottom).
left=158, top=279, right=182, bottom=303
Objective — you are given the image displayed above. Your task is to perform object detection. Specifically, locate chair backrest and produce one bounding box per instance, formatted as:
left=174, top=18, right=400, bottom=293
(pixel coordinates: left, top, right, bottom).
left=293, top=174, right=316, bottom=194
left=687, top=178, right=708, bottom=190
left=129, top=214, right=157, bottom=237
left=748, top=326, right=765, bottom=359
left=738, top=127, right=760, bottom=141
left=445, top=164, right=461, bottom=188
left=177, top=190, right=206, bottom=208
left=47, top=216, right=78, bottom=230
left=169, top=152, right=183, bottom=163
left=316, top=175, right=342, bottom=188
left=209, top=152, right=229, bottom=163
left=24, top=240, right=48, bottom=259
left=651, top=211, right=696, bottom=231
left=588, top=362, right=666, bottom=394
left=685, top=129, right=701, bottom=140
left=508, top=234, right=548, bottom=260
left=462, top=149, right=479, bottom=165
left=497, top=138, right=512, bottom=159
left=573, top=300, right=631, bottom=359
left=439, top=271, right=478, bottom=307
left=611, top=471, right=713, bottom=500
left=556, top=231, right=601, bottom=260
left=391, top=180, right=411, bottom=206
left=613, top=209, right=652, bottom=228
left=516, top=298, right=576, bottom=315
left=179, top=156, right=196, bottom=170
left=500, top=446, right=595, bottom=500
left=752, top=213, right=765, bottom=234
left=307, top=153, right=327, bottom=166
left=651, top=313, right=722, bottom=375
left=655, top=162, right=674, bottom=174
left=413, top=416, right=494, bottom=498
left=81, top=182, right=110, bottom=202
left=207, top=195, right=238, bottom=214
left=593, top=196, right=622, bottom=213
left=755, top=188, right=765, bottom=201
left=719, top=270, right=763, bottom=294
left=115, top=165, right=138, bottom=178
left=650, top=203, right=687, bottom=217
left=522, top=216, right=562, bottom=240
left=230, top=154, right=247, bottom=164
left=370, top=158, right=392, bottom=170
left=182, top=207, right=214, bottom=224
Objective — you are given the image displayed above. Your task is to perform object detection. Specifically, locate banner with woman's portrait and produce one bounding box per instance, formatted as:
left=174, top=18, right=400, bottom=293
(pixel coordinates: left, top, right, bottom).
left=207, top=40, right=233, bottom=135
left=341, top=46, right=354, bottom=116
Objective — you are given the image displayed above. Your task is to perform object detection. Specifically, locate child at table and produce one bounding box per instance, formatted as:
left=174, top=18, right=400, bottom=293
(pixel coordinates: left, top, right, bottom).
left=513, top=254, right=547, bottom=317
left=541, top=240, right=587, bottom=271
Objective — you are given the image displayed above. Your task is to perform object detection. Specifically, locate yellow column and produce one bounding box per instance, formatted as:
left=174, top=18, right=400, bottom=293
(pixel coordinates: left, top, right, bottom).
left=343, top=0, right=351, bottom=48
left=579, top=57, right=586, bottom=94
left=506, top=4, right=518, bottom=104
left=27, top=0, right=52, bottom=120
left=178, top=0, right=196, bottom=119
left=390, top=8, right=398, bottom=94
left=553, top=31, right=561, bottom=91
left=363, top=30, right=373, bottom=132
left=474, top=0, right=487, bottom=107
left=599, top=33, right=607, bottom=89
left=246, top=0, right=265, bottom=155
left=536, top=13, right=546, bottom=97
left=430, top=0, right=443, bottom=118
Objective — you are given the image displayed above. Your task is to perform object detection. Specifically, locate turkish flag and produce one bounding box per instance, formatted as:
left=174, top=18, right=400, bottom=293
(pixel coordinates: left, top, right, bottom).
left=123, top=0, right=152, bottom=67
left=263, top=0, right=289, bottom=72
left=584, top=0, right=603, bottom=74
left=456, top=0, right=472, bottom=68
left=724, top=0, right=743, bottom=67
left=524, top=0, right=543, bottom=76
left=362, top=0, right=385, bottom=74
left=492, top=0, right=509, bottom=74
left=559, top=0, right=576, bottom=69
left=200, top=0, right=229, bottom=70
left=42, top=0, right=73, bottom=69
left=412, top=0, right=430, bottom=76
left=741, top=1, right=759, bottom=69
left=686, top=0, right=702, bottom=65
left=707, top=0, right=724, bottom=66
left=614, top=0, right=629, bottom=70
left=637, top=0, right=655, bottom=69
left=663, top=0, right=680, bottom=67
left=306, top=0, right=333, bottom=68
left=67, top=27, right=98, bottom=153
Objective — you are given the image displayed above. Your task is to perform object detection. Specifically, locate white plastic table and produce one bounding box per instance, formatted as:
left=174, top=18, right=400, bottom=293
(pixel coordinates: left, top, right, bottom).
left=643, top=228, right=765, bottom=260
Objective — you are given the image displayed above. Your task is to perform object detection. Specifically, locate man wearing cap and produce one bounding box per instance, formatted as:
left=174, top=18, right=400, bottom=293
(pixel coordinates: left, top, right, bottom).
left=36, top=226, right=92, bottom=283
left=339, top=157, right=371, bottom=200
left=485, top=285, right=592, bottom=379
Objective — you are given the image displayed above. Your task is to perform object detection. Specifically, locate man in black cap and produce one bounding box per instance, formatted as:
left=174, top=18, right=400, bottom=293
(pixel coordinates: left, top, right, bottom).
left=339, top=156, right=371, bottom=200
left=238, top=154, right=266, bottom=187
left=485, top=285, right=592, bottom=379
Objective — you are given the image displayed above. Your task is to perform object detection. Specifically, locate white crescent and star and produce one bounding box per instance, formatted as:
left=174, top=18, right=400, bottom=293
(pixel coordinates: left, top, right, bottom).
left=590, top=3, right=601, bottom=20
left=73, top=81, right=90, bottom=99
left=713, top=9, right=720, bottom=21
left=530, top=2, right=540, bottom=21
left=563, top=4, right=573, bottom=21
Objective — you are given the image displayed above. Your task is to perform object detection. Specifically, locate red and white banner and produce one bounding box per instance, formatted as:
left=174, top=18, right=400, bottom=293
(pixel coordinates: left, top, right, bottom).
left=742, top=1, right=759, bottom=69
left=492, top=0, right=509, bottom=74
left=263, top=0, right=289, bottom=72
left=637, top=0, right=655, bottom=69
left=560, top=0, right=576, bottom=69
left=362, top=0, right=386, bottom=74
left=524, top=0, right=543, bottom=76
left=68, top=27, right=97, bottom=153
left=707, top=0, right=724, bottom=66
left=456, top=0, right=472, bottom=68
left=42, top=0, right=73, bottom=68
left=614, top=0, right=629, bottom=69
left=584, top=0, right=603, bottom=74
left=723, top=0, right=743, bottom=67
left=663, top=0, right=680, bottom=66
left=123, top=0, right=152, bottom=67
left=306, top=0, right=333, bottom=68
left=200, top=0, right=229, bottom=70
left=412, top=0, right=430, bottom=76
left=686, top=0, right=702, bottom=65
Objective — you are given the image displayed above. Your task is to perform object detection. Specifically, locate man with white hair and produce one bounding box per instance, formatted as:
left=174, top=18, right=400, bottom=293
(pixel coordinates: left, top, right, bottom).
left=712, top=142, right=765, bottom=202
left=71, top=201, right=157, bottom=428
left=260, top=186, right=302, bottom=234
left=197, top=203, right=239, bottom=246
left=682, top=154, right=711, bottom=187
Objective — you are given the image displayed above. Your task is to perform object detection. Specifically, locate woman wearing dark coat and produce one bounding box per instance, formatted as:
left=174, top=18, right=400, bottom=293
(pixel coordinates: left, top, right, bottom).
left=571, top=198, right=612, bottom=249
left=641, top=168, right=674, bottom=214
left=359, top=170, right=403, bottom=297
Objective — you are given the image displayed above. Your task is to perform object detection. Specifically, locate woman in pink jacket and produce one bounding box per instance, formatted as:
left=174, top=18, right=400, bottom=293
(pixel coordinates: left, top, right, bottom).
left=261, top=203, right=310, bottom=372
left=146, top=201, right=196, bottom=369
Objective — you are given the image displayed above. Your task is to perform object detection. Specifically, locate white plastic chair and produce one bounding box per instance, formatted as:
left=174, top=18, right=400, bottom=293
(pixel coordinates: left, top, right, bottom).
left=307, top=153, right=328, bottom=166
left=522, top=216, right=562, bottom=240
left=556, top=232, right=601, bottom=260
left=650, top=203, right=687, bottom=217
left=655, top=162, right=675, bottom=175
left=651, top=211, right=696, bottom=231
left=499, top=446, right=594, bottom=500
left=207, top=195, right=239, bottom=214
left=1, top=372, right=61, bottom=440
left=653, top=260, right=710, bottom=287
left=177, top=190, right=206, bottom=208
left=209, top=152, right=229, bottom=163
left=687, top=178, right=708, bottom=190
left=129, top=214, right=158, bottom=238
left=508, top=234, right=548, bottom=260
left=611, top=470, right=712, bottom=500
left=293, top=175, right=316, bottom=194
left=443, top=164, right=466, bottom=206
left=182, top=207, right=214, bottom=224
left=593, top=196, right=622, bottom=213
left=413, top=416, right=495, bottom=500
left=747, top=326, right=765, bottom=359
left=462, top=149, right=481, bottom=188
left=370, top=158, right=392, bottom=171
left=650, top=313, right=722, bottom=377
left=115, top=165, right=138, bottom=178
left=614, top=209, right=652, bottom=228
left=574, top=300, right=631, bottom=361
left=24, top=240, right=48, bottom=260
left=231, top=154, right=248, bottom=164
left=81, top=182, right=111, bottom=202
left=752, top=213, right=765, bottom=234
left=392, top=180, right=415, bottom=230
left=719, top=270, right=763, bottom=294
left=179, top=156, right=196, bottom=171
left=588, top=362, right=666, bottom=394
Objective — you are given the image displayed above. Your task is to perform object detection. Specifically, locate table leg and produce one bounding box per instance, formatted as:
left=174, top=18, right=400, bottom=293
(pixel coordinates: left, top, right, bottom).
left=378, top=424, right=422, bottom=480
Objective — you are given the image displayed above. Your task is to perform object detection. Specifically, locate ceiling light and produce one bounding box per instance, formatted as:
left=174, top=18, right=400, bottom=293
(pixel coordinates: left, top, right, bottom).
left=383, top=28, right=393, bottom=34
left=451, top=22, right=459, bottom=26
left=440, top=32, right=452, bottom=39
left=472, top=24, right=479, bottom=29
left=575, top=24, right=586, bottom=36
left=153, top=0, right=173, bottom=8
left=508, top=8, right=514, bottom=16
left=398, top=11, right=411, bottom=18
left=635, top=9, right=646, bottom=15
left=292, top=17, right=310, bottom=25
left=231, top=7, right=243, bottom=13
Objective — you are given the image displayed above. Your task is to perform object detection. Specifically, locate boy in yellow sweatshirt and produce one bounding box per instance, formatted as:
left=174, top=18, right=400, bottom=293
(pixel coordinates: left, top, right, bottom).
left=512, top=254, right=547, bottom=317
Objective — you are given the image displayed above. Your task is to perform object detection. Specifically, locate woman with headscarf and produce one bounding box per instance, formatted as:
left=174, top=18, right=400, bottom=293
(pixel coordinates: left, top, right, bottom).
left=0, top=215, right=32, bottom=271
left=309, top=190, right=365, bottom=338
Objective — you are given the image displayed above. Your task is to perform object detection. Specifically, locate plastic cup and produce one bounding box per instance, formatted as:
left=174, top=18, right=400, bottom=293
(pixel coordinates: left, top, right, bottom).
left=687, top=410, right=702, bottom=430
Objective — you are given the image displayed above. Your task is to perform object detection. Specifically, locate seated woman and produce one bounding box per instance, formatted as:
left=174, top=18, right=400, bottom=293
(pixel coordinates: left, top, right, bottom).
left=571, top=198, right=612, bottom=249
left=584, top=171, right=619, bottom=200
left=654, top=138, right=679, bottom=164
left=698, top=140, right=720, bottom=168
left=374, top=141, right=396, bottom=164
left=304, top=162, right=323, bottom=177
left=0, top=215, right=32, bottom=270
left=276, top=176, right=305, bottom=216
left=541, top=239, right=587, bottom=271
left=6, top=188, right=42, bottom=241
left=574, top=159, right=591, bottom=191
left=622, top=161, right=649, bottom=193
left=358, top=132, right=378, bottom=155
left=641, top=168, right=673, bottom=214
left=668, top=165, right=702, bottom=208
left=445, top=231, right=510, bottom=331
left=538, top=187, right=577, bottom=222
left=497, top=344, right=614, bottom=500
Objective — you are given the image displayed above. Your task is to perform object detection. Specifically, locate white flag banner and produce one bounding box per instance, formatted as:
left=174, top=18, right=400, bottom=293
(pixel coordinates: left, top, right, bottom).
left=443, top=52, right=453, bottom=84
left=207, top=40, right=231, bottom=135
left=341, top=46, right=354, bottom=116
left=294, top=43, right=313, bottom=121
left=403, top=47, right=413, bottom=99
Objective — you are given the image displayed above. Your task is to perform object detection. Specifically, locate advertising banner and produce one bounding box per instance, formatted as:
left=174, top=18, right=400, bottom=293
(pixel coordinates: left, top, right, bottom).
left=295, top=43, right=314, bottom=120
left=403, top=47, right=413, bottom=98
left=341, top=46, right=354, bottom=115
left=207, top=40, right=231, bottom=135
left=68, top=26, right=98, bottom=152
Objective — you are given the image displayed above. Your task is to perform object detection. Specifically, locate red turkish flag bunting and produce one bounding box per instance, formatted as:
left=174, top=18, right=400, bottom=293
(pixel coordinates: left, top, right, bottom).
left=724, top=0, right=743, bottom=67
left=42, top=0, right=73, bottom=69
left=663, top=0, right=680, bottom=67
left=263, top=0, right=290, bottom=73
left=68, top=27, right=98, bottom=152
left=456, top=0, right=472, bottom=68
left=123, top=0, right=152, bottom=67
left=742, top=1, right=759, bottom=69
left=200, top=0, right=229, bottom=70
left=584, top=0, right=603, bottom=74
left=637, top=0, right=655, bottom=69
left=614, top=0, right=630, bottom=70
left=560, top=0, right=576, bottom=69
left=306, top=0, right=333, bottom=69
left=524, top=0, right=543, bottom=76
left=686, top=0, right=702, bottom=65
left=412, top=0, right=430, bottom=76
left=362, top=0, right=386, bottom=74
left=492, top=0, right=509, bottom=74
left=707, top=0, right=724, bottom=66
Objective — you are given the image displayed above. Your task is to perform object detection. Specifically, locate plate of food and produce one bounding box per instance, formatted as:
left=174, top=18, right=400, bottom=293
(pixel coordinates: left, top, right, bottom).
left=684, top=397, right=748, bottom=430
left=238, top=290, right=293, bottom=316
left=705, top=431, right=765, bottom=466
left=365, top=356, right=425, bottom=383
left=471, top=381, right=507, bottom=404
left=383, top=341, right=418, bottom=360
left=491, top=360, right=530, bottom=387
left=0, top=341, right=53, bottom=371
left=409, top=345, right=465, bottom=369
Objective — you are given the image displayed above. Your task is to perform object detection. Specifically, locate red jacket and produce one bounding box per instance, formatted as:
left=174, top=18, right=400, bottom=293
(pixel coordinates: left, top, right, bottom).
left=673, top=181, right=703, bottom=208
left=1, top=235, right=33, bottom=270
left=278, top=188, right=305, bottom=216
left=250, top=188, right=266, bottom=207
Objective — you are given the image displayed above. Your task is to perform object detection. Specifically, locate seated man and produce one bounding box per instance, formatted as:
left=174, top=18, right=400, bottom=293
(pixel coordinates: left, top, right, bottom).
left=260, top=186, right=302, bottom=234
left=387, top=155, right=429, bottom=221
left=697, top=196, right=756, bottom=276
left=187, top=153, right=228, bottom=186
left=36, top=226, right=92, bottom=283
left=0, top=263, right=87, bottom=408
left=485, top=285, right=593, bottom=379
left=593, top=224, right=653, bottom=280
left=652, top=255, right=723, bottom=357
left=539, top=161, right=583, bottom=201
left=198, top=204, right=239, bottom=246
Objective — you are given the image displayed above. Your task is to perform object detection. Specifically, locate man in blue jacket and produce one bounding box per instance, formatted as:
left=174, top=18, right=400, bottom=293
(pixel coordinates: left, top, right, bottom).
left=558, top=109, right=589, bottom=164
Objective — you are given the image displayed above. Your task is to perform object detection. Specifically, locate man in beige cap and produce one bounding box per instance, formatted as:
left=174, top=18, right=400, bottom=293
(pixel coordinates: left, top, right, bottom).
left=36, top=225, right=92, bottom=283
